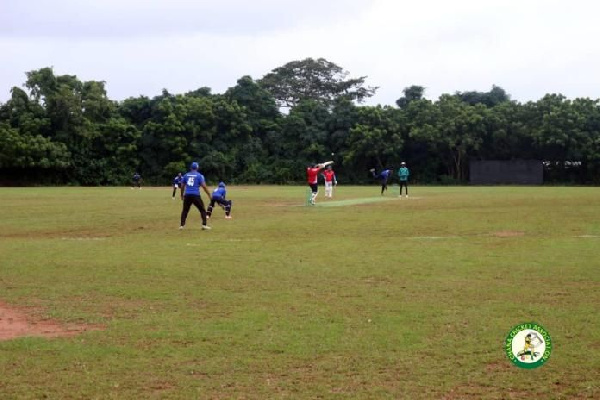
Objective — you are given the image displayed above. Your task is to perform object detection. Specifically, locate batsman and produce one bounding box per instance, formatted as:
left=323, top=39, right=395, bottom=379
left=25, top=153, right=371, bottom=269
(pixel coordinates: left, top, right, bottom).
left=306, top=161, right=333, bottom=205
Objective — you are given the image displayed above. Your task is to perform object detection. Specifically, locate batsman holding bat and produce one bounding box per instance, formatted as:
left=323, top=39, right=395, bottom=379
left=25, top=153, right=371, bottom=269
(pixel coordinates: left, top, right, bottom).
left=306, top=161, right=333, bottom=205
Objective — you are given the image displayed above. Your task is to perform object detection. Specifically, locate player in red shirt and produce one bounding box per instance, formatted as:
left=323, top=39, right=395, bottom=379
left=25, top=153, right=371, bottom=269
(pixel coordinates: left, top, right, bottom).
left=322, top=165, right=337, bottom=198
left=306, top=161, right=333, bottom=205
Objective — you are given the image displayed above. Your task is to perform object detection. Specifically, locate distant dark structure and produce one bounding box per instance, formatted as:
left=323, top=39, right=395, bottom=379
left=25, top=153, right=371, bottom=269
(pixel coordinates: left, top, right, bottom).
left=470, top=160, right=543, bottom=185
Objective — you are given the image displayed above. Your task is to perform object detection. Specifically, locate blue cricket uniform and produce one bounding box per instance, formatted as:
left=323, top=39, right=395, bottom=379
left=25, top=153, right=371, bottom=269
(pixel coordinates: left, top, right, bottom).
left=132, top=173, right=142, bottom=188
left=372, top=169, right=392, bottom=195
left=182, top=171, right=206, bottom=196
left=212, top=186, right=226, bottom=200
left=380, top=169, right=391, bottom=182
left=172, top=174, right=183, bottom=198
left=180, top=170, right=209, bottom=227
left=207, top=182, right=232, bottom=218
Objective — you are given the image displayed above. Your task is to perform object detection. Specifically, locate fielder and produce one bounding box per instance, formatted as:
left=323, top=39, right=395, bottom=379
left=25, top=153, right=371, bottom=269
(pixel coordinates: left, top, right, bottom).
left=207, top=181, right=232, bottom=219
left=131, top=172, right=142, bottom=189
left=180, top=162, right=212, bottom=230
left=172, top=172, right=183, bottom=199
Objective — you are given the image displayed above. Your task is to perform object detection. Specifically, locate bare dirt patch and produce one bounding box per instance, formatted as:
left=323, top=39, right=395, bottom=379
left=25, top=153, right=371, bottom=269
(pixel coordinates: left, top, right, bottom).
left=491, top=230, right=525, bottom=238
left=0, top=302, right=102, bottom=341
left=485, top=360, right=513, bottom=373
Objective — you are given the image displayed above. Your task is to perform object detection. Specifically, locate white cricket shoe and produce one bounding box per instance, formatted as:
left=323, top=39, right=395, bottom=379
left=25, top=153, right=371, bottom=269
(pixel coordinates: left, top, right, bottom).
left=202, top=225, right=212, bottom=230
left=179, top=226, right=184, bottom=230
left=225, top=215, right=232, bottom=219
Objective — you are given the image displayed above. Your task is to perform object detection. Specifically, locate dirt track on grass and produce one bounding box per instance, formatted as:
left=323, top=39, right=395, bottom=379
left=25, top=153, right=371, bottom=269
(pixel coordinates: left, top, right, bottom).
left=0, top=301, right=101, bottom=341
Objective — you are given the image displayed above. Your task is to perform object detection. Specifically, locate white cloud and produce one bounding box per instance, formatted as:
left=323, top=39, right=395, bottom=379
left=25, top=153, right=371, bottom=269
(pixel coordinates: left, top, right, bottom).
left=0, top=0, right=366, bottom=37
left=1, top=0, right=599, bottom=105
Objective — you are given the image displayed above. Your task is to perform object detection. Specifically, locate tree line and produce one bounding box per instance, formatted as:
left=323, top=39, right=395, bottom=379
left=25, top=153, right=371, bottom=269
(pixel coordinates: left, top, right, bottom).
left=1, top=58, right=599, bottom=186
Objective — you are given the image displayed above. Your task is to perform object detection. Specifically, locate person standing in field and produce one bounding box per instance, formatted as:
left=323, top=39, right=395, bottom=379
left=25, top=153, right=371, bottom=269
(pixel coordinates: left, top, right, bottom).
left=370, top=168, right=392, bottom=195
left=180, top=162, right=212, bottom=230
left=207, top=181, right=233, bottom=219
left=322, top=165, right=337, bottom=198
left=307, top=161, right=333, bottom=205
left=172, top=172, right=183, bottom=199
left=131, top=172, right=142, bottom=189
left=397, top=162, right=410, bottom=198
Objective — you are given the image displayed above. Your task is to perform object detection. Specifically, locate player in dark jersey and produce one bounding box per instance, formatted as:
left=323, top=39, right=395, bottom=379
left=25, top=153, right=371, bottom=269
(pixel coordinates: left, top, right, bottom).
left=180, top=162, right=212, bottom=231
left=131, top=172, right=142, bottom=189
left=207, top=181, right=232, bottom=219
left=172, top=172, right=183, bottom=199
left=370, top=168, right=392, bottom=195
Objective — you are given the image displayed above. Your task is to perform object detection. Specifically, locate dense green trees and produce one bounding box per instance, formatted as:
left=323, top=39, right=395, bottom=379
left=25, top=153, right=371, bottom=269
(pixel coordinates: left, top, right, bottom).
left=258, top=58, right=377, bottom=108
left=2, top=61, right=600, bottom=186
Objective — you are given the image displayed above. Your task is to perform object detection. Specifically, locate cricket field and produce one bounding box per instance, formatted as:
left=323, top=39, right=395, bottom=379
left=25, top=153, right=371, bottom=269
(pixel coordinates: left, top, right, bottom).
left=0, top=186, right=599, bottom=399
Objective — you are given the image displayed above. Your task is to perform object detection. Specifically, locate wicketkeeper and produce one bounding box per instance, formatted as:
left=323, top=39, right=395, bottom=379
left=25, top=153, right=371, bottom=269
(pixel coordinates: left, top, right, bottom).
left=207, top=181, right=232, bottom=219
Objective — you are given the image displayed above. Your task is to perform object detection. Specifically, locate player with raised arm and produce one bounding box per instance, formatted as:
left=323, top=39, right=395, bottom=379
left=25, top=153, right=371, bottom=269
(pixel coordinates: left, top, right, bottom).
left=370, top=168, right=392, bottom=195
left=322, top=165, right=337, bottom=198
left=180, top=162, right=212, bottom=231
left=307, top=161, right=333, bottom=205
left=207, top=181, right=233, bottom=219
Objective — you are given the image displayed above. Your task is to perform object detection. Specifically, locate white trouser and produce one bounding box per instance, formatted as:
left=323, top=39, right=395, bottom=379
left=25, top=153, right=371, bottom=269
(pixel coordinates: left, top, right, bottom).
left=324, top=181, right=333, bottom=197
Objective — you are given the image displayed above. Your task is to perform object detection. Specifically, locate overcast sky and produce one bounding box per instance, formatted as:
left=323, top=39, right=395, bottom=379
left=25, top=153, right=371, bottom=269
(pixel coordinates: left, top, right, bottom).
left=1, top=0, right=599, bottom=105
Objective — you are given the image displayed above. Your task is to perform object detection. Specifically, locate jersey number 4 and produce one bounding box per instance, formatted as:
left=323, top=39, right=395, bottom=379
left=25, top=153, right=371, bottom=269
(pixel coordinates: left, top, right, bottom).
left=186, top=177, right=195, bottom=186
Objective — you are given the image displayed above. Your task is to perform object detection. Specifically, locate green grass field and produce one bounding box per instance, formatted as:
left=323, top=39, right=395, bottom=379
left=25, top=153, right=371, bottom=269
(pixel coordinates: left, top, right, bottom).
left=1, top=185, right=599, bottom=399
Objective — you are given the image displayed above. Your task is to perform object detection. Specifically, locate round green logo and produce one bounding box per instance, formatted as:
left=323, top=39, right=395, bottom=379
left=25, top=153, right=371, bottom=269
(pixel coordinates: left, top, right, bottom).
left=505, top=322, right=552, bottom=369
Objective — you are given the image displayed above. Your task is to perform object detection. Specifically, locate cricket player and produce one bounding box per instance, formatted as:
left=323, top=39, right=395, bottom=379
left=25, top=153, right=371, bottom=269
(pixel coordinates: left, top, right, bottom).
left=306, top=161, right=333, bottom=205
left=322, top=165, right=337, bottom=198
left=207, top=181, right=232, bottom=219
left=172, top=172, right=183, bottom=199
left=131, top=172, right=142, bottom=189
left=180, top=162, right=212, bottom=230
left=370, top=168, right=392, bottom=195
left=397, top=162, right=410, bottom=198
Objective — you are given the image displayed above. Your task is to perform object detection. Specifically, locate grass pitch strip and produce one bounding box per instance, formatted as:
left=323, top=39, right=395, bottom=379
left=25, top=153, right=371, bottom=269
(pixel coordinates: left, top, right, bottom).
left=0, top=186, right=599, bottom=399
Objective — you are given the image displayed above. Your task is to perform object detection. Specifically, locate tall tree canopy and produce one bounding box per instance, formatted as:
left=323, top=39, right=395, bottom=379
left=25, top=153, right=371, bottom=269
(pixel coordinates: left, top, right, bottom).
left=456, top=85, right=511, bottom=107
left=258, top=57, right=377, bottom=108
left=396, top=85, right=426, bottom=109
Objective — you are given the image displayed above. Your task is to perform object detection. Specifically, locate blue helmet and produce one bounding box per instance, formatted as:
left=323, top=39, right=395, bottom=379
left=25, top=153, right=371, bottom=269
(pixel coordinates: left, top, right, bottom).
left=218, top=181, right=226, bottom=188
left=190, top=162, right=199, bottom=170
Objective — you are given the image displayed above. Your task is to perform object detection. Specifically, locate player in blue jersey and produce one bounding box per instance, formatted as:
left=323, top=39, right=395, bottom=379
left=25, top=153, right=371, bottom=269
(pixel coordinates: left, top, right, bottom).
left=370, top=168, right=392, bottom=195
left=172, top=172, right=183, bottom=199
left=179, top=162, right=212, bottom=230
left=207, top=181, right=233, bottom=219
left=131, top=172, right=142, bottom=189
